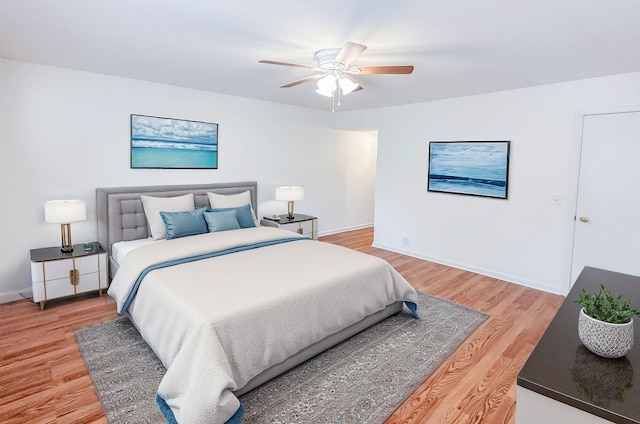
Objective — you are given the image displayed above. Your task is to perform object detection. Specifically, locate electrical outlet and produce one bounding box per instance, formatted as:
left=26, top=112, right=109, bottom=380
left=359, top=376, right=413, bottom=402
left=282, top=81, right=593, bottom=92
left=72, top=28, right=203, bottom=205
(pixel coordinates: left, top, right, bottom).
left=402, top=236, right=410, bottom=246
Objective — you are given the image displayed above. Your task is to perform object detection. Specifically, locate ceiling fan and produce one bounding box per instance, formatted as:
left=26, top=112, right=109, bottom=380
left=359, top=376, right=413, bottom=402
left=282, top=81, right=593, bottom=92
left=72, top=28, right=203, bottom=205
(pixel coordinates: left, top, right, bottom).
left=259, top=41, right=414, bottom=99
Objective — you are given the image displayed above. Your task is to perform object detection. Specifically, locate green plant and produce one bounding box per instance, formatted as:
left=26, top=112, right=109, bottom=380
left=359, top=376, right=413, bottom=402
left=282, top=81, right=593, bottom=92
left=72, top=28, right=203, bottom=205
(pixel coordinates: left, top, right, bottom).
left=576, top=284, right=640, bottom=324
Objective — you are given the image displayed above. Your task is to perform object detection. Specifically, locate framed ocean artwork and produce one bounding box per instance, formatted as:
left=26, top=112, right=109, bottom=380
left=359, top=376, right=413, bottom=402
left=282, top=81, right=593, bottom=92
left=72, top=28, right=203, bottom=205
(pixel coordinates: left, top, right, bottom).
left=427, top=140, right=510, bottom=199
left=130, top=114, right=218, bottom=169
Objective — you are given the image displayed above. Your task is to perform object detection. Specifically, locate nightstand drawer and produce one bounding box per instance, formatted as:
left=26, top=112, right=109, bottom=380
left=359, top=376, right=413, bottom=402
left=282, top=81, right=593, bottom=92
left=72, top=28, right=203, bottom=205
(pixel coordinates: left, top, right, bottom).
left=31, top=258, right=74, bottom=282
left=76, top=268, right=108, bottom=293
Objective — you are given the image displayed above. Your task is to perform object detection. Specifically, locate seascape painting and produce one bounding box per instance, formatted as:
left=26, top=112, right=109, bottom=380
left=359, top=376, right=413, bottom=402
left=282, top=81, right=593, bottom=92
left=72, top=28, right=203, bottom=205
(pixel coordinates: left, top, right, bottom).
left=427, top=141, right=510, bottom=199
left=131, top=114, right=218, bottom=169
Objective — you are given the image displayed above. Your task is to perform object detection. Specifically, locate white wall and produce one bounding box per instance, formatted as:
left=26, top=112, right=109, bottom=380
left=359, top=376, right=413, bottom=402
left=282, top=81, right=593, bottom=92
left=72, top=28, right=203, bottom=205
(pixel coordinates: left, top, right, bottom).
left=0, top=59, right=377, bottom=302
left=335, top=72, right=640, bottom=295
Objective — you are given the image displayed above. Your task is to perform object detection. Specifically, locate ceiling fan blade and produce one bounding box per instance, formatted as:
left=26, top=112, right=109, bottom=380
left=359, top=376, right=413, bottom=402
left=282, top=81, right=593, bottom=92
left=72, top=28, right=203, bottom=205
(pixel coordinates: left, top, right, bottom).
left=280, top=75, right=319, bottom=88
left=334, top=41, right=367, bottom=66
left=259, top=60, right=313, bottom=69
left=358, top=65, right=414, bottom=74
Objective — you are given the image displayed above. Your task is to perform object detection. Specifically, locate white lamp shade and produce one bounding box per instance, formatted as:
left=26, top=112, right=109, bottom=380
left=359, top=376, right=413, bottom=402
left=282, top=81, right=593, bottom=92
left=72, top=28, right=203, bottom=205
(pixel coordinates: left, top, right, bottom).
left=317, top=74, right=337, bottom=92
left=275, top=186, right=304, bottom=201
left=44, top=200, right=87, bottom=224
left=339, top=76, right=359, bottom=95
left=316, top=74, right=337, bottom=97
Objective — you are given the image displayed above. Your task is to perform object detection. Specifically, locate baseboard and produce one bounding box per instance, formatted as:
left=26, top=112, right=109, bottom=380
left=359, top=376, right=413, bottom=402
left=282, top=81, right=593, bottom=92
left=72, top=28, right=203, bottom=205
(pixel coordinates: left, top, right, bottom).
left=319, top=223, right=373, bottom=237
left=372, top=242, right=562, bottom=295
left=0, top=288, right=32, bottom=304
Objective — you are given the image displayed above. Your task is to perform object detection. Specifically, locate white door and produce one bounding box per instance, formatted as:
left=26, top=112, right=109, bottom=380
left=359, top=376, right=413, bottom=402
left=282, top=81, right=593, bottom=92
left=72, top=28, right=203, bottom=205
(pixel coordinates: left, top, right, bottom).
left=571, top=111, right=640, bottom=284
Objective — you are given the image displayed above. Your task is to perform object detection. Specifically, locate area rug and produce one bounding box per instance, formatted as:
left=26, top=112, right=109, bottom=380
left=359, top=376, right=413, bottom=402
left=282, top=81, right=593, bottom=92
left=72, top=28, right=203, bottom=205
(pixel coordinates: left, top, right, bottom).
left=76, top=292, right=487, bottom=423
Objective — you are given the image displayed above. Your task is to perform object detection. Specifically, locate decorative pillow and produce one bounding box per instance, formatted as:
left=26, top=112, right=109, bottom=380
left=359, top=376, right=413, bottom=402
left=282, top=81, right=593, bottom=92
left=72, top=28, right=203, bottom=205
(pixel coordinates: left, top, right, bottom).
left=207, top=204, right=256, bottom=229
left=141, top=194, right=195, bottom=240
left=203, top=210, right=241, bottom=233
left=160, top=208, right=208, bottom=240
left=207, top=191, right=260, bottom=227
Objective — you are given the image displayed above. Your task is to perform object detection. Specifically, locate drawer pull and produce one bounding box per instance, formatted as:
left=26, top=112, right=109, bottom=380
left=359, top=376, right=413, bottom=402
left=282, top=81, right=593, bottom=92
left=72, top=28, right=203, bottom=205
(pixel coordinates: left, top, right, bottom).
left=69, top=269, right=80, bottom=286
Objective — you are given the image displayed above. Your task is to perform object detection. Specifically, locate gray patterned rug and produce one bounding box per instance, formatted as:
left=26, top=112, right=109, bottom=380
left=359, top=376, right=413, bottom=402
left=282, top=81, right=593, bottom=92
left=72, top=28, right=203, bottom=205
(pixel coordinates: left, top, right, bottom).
left=76, top=292, right=487, bottom=423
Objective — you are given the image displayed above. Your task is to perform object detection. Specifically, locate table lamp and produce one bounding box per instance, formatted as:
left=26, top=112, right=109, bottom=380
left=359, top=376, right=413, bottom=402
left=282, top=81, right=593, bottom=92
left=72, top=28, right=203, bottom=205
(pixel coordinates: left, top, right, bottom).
left=275, top=186, right=304, bottom=220
left=44, top=199, right=87, bottom=252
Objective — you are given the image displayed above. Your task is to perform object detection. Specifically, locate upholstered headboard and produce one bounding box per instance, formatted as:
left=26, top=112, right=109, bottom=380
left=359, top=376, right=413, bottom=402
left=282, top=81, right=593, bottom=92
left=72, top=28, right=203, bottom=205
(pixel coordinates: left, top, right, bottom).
left=96, top=181, right=258, bottom=259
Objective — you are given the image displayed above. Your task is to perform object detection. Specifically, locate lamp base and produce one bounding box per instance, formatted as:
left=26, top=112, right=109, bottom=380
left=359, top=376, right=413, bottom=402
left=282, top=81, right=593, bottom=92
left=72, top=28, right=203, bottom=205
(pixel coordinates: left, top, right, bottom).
left=287, top=201, right=295, bottom=220
left=60, top=223, right=73, bottom=252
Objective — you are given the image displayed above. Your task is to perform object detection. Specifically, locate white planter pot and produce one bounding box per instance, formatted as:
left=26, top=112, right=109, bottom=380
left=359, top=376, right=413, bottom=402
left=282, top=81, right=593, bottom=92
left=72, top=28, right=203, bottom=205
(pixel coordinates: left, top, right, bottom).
left=578, top=308, right=634, bottom=358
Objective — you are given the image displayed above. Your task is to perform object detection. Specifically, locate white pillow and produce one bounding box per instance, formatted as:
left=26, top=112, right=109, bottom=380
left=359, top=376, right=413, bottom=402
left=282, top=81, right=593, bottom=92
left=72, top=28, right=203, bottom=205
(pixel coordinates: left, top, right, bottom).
left=207, top=191, right=259, bottom=227
left=141, top=193, right=195, bottom=240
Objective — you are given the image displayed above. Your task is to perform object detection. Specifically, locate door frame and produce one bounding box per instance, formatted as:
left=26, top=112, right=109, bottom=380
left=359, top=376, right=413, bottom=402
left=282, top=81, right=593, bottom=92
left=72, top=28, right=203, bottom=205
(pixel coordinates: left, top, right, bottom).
left=564, top=105, right=640, bottom=293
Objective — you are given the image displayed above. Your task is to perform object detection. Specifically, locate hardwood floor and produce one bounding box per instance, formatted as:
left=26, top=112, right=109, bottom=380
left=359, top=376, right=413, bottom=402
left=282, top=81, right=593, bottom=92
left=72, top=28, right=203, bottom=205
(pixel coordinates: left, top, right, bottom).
left=0, top=228, right=564, bottom=423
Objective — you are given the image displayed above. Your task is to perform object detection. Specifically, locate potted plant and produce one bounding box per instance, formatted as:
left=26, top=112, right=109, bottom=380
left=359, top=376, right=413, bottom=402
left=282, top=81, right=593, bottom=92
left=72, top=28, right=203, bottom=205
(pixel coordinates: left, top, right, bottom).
left=575, top=284, right=640, bottom=358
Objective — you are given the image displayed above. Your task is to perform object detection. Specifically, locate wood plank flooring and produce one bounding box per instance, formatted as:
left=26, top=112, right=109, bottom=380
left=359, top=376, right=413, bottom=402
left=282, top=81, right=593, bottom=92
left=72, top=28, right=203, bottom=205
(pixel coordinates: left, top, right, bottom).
left=0, top=228, right=564, bottom=423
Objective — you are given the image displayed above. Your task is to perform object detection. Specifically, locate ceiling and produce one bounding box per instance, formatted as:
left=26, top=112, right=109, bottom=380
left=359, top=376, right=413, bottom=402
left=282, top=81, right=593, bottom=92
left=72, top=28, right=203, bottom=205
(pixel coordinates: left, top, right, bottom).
left=1, top=0, right=640, bottom=111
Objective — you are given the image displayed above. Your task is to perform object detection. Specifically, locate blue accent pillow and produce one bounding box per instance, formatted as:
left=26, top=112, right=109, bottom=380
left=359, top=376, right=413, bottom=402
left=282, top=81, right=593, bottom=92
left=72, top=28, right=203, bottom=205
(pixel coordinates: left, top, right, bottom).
left=207, top=204, right=256, bottom=229
left=203, top=210, right=241, bottom=232
left=160, top=208, right=208, bottom=240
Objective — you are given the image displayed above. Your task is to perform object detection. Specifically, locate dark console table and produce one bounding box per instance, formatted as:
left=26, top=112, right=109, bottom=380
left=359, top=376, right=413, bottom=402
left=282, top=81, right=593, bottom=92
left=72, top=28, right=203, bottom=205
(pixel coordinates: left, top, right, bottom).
left=517, top=267, right=640, bottom=424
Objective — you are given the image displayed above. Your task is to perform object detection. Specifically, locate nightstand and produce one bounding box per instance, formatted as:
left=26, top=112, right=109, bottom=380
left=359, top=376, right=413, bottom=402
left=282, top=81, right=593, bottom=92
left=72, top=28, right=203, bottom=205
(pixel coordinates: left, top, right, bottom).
left=30, top=242, right=108, bottom=310
left=261, top=214, right=318, bottom=239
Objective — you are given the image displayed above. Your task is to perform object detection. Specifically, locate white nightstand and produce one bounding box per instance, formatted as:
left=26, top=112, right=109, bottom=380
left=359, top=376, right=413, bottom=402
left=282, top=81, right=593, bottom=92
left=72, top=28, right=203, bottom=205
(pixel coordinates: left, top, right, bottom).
left=261, top=214, right=318, bottom=239
left=30, top=242, right=108, bottom=310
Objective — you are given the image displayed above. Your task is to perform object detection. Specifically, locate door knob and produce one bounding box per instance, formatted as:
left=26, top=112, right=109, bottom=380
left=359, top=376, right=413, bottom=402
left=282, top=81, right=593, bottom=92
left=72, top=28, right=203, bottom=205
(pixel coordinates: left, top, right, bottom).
left=579, top=216, right=590, bottom=223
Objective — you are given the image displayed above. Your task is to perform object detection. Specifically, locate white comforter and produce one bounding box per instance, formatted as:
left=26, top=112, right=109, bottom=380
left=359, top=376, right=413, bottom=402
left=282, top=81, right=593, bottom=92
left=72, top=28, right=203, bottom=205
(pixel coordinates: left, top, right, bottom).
left=108, top=227, right=418, bottom=424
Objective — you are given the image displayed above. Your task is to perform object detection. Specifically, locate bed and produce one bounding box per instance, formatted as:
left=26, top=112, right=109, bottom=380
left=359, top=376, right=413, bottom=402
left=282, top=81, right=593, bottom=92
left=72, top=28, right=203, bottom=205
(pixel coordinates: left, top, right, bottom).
left=97, top=182, right=419, bottom=424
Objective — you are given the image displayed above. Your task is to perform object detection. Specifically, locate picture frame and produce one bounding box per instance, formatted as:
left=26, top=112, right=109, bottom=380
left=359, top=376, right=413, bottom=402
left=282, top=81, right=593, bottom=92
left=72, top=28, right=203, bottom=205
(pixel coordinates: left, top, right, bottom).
left=130, top=114, right=218, bottom=169
left=427, top=140, right=510, bottom=199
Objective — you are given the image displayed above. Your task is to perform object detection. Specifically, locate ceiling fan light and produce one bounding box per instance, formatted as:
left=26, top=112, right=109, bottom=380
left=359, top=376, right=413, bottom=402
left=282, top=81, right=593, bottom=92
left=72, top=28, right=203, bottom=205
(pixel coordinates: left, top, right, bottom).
left=317, top=74, right=337, bottom=92
left=338, top=77, right=359, bottom=95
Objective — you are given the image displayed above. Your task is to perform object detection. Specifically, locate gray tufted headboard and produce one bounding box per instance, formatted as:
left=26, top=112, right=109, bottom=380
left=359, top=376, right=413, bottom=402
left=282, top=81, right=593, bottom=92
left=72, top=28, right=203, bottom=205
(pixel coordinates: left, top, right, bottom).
left=96, top=181, right=258, bottom=277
